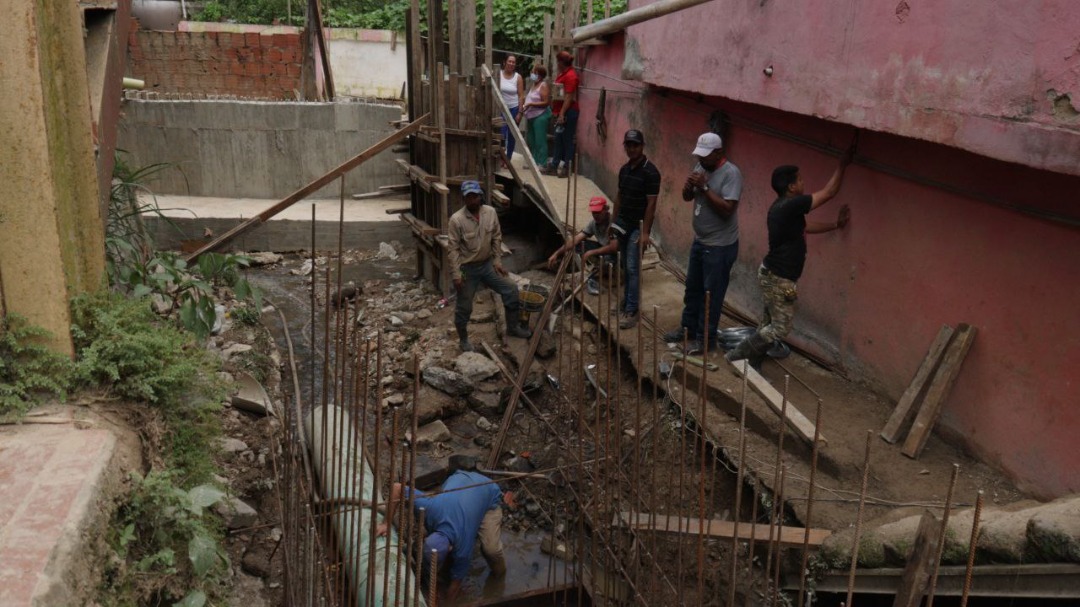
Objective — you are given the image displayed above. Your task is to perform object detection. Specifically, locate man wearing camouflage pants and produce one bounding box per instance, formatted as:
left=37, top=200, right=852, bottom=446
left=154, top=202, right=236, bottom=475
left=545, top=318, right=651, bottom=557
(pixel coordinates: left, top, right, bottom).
left=727, top=145, right=854, bottom=367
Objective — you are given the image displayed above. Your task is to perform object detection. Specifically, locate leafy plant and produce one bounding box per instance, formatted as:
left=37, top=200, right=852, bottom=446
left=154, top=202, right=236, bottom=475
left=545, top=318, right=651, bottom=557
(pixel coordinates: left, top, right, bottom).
left=231, top=305, right=262, bottom=326
left=0, top=315, right=73, bottom=420
left=107, top=471, right=229, bottom=605
left=106, top=153, right=179, bottom=289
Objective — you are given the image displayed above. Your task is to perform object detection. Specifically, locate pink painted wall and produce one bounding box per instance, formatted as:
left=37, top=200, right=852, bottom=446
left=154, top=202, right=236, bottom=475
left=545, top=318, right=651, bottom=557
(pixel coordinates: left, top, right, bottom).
left=620, top=0, right=1080, bottom=177
left=574, top=32, right=1080, bottom=499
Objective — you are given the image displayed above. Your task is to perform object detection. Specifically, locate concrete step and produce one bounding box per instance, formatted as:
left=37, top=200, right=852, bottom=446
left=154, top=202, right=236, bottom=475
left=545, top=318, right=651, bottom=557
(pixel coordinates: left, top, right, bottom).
left=0, top=419, right=117, bottom=606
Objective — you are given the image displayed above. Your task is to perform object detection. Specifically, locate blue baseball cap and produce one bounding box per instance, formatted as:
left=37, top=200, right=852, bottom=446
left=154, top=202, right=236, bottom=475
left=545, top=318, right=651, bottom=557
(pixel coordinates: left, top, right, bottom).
left=461, top=181, right=484, bottom=197
left=424, top=531, right=451, bottom=567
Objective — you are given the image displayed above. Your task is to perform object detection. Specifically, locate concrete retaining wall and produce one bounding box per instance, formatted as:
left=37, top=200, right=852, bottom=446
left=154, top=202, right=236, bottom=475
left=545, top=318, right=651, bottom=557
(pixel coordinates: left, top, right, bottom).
left=117, top=99, right=406, bottom=198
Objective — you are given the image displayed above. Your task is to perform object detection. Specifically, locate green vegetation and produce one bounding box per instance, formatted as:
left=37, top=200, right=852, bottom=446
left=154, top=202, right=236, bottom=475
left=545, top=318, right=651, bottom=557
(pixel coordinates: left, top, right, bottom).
left=105, top=471, right=230, bottom=607
left=195, top=0, right=627, bottom=56
left=0, top=315, right=73, bottom=421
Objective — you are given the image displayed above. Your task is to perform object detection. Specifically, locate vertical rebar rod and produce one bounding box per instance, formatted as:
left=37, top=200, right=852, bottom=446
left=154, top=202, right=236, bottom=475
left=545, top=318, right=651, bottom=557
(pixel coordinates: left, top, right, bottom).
left=319, top=268, right=332, bottom=596
left=649, top=305, right=661, bottom=601
left=429, top=548, right=439, bottom=607
left=676, top=324, right=689, bottom=607
left=748, top=476, right=761, bottom=573
left=404, top=354, right=422, bottom=607
left=764, top=376, right=791, bottom=586
left=771, top=462, right=787, bottom=606
left=697, top=291, right=710, bottom=604
left=797, top=398, right=825, bottom=607
left=414, top=507, right=426, bottom=607
left=366, top=333, right=385, bottom=606
left=845, top=430, right=875, bottom=607
left=959, top=491, right=984, bottom=607
left=356, top=340, right=372, bottom=604
left=727, top=360, right=750, bottom=607
left=382, top=408, right=400, bottom=602
left=926, top=463, right=961, bottom=607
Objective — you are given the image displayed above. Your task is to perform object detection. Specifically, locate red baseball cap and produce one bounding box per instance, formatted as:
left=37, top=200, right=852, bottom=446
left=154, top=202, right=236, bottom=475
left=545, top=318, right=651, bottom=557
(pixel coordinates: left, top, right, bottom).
left=588, top=196, right=608, bottom=212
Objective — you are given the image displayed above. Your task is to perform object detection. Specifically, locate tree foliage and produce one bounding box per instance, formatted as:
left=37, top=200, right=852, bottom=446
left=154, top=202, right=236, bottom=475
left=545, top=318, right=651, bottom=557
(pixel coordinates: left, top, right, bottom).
left=196, top=0, right=627, bottom=56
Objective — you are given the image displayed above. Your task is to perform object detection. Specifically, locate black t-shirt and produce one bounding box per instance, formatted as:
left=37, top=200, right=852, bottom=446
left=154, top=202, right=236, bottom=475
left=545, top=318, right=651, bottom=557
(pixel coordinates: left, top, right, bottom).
left=762, top=194, right=813, bottom=281
left=616, top=157, right=661, bottom=224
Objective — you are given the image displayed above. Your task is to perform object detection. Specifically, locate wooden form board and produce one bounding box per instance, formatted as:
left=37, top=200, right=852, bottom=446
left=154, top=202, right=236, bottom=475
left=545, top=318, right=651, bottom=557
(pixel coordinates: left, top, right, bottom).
left=902, top=324, right=977, bottom=459
left=881, top=325, right=956, bottom=444
left=615, top=512, right=831, bottom=548
left=892, top=510, right=941, bottom=607
left=728, top=360, right=825, bottom=447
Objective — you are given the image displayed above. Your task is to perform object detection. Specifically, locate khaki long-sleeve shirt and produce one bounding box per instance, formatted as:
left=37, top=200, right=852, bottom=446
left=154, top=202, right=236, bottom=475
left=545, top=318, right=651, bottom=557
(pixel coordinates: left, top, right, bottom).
left=447, top=204, right=503, bottom=277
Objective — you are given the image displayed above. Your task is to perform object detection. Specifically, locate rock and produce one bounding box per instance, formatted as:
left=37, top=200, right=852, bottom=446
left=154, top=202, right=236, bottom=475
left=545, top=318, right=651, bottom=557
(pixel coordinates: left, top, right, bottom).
left=408, top=420, right=452, bottom=447
left=422, top=366, right=474, bottom=397
left=1027, top=497, right=1080, bottom=562
left=377, top=242, right=399, bottom=260
left=381, top=375, right=394, bottom=386
left=247, top=252, right=283, bottom=266
left=411, top=386, right=468, bottom=425
left=228, top=572, right=271, bottom=607
left=454, top=352, right=500, bottom=383
left=385, top=393, right=405, bottom=407
left=523, top=361, right=545, bottom=392
left=214, top=496, right=259, bottom=530
left=407, top=349, right=443, bottom=377
left=212, top=304, right=228, bottom=335
left=241, top=543, right=274, bottom=578
left=525, top=500, right=541, bottom=516
left=390, top=315, right=404, bottom=327
left=220, top=343, right=253, bottom=360
left=468, top=391, right=502, bottom=417
left=476, top=416, right=494, bottom=431
left=474, top=434, right=492, bottom=447
left=536, top=331, right=557, bottom=359
left=417, top=309, right=432, bottom=320
left=541, top=535, right=574, bottom=561
left=151, top=294, right=173, bottom=315
left=232, top=371, right=273, bottom=416
left=291, top=259, right=314, bottom=276
left=218, top=437, right=249, bottom=453
left=398, top=312, right=416, bottom=323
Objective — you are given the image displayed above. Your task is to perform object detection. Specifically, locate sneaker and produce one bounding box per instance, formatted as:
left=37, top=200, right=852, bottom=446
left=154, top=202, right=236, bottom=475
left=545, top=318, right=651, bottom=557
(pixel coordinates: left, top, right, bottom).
left=663, top=327, right=689, bottom=343
left=459, top=340, right=474, bottom=352
left=618, top=311, right=639, bottom=329
left=586, top=278, right=601, bottom=296
left=508, top=323, right=532, bottom=339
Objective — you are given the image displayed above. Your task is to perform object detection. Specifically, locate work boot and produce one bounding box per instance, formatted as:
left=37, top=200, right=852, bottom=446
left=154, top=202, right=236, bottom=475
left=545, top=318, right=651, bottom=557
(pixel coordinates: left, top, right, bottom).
left=725, top=332, right=771, bottom=364
left=618, top=311, right=638, bottom=329
left=456, top=325, right=473, bottom=352
left=663, top=327, right=689, bottom=343
left=508, top=323, right=532, bottom=339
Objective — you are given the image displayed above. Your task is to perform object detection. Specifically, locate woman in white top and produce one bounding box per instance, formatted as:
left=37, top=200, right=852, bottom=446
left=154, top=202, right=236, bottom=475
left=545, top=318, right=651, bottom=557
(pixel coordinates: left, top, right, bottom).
left=498, top=55, right=525, bottom=163
left=521, top=64, right=552, bottom=167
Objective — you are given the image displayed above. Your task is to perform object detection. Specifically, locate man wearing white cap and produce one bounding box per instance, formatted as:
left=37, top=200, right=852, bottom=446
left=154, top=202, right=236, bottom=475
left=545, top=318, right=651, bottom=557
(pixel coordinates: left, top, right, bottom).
left=448, top=180, right=532, bottom=352
left=663, top=132, right=743, bottom=354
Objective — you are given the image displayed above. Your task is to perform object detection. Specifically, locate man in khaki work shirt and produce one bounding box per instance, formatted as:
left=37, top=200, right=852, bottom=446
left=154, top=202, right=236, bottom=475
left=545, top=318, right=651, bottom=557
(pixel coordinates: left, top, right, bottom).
left=449, top=181, right=532, bottom=352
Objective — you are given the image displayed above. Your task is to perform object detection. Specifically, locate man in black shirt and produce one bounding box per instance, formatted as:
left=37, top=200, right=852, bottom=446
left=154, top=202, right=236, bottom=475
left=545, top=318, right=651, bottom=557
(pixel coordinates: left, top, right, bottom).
left=609, top=129, right=661, bottom=329
left=727, top=146, right=854, bottom=366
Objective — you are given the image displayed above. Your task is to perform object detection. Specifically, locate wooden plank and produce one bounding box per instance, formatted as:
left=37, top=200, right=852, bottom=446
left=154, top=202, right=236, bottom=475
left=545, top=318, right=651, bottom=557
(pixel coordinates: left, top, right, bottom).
left=185, top=115, right=429, bottom=261
left=902, top=324, right=977, bottom=459
left=615, top=512, right=831, bottom=548
left=893, top=510, right=941, bottom=607
left=880, top=325, right=956, bottom=444
left=728, top=359, right=825, bottom=447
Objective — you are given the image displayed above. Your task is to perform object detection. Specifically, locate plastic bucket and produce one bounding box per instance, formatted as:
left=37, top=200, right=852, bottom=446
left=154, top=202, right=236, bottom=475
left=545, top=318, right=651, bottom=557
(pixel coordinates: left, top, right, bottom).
left=519, top=285, right=548, bottom=323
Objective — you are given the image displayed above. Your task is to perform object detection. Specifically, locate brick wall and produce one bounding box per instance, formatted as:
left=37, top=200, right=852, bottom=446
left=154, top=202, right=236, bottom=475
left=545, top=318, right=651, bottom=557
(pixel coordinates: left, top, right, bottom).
left=126, top=23, right=302, bottom=98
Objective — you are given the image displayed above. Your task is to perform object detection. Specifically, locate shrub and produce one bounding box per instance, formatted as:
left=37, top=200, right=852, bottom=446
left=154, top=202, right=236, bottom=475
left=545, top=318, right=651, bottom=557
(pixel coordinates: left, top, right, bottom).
left=0, top=315, right=73, bottom=421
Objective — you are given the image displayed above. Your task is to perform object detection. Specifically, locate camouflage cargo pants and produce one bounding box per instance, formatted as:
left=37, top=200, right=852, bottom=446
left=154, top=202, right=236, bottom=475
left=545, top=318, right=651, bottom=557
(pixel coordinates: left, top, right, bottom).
left=757, top=265, right=797, bottom=343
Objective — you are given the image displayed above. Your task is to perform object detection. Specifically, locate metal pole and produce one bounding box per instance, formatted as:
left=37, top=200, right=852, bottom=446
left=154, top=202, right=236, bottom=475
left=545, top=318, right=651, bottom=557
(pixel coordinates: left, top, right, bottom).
left=845, top=430, right=875, bottom=607
left=926, top=463, right=961, bottom=607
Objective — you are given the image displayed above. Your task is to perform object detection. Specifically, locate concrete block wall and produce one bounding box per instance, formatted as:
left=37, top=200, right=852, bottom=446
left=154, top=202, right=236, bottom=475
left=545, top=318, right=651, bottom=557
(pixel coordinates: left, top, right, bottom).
left=117, top=99, right=405, bottom=199
left=127, top=23, right=302, bottom=99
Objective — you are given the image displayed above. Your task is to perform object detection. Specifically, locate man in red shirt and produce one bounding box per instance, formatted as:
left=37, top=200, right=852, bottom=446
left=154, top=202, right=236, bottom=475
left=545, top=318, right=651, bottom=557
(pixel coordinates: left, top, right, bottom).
left=543, top=51, right=579, bottom=178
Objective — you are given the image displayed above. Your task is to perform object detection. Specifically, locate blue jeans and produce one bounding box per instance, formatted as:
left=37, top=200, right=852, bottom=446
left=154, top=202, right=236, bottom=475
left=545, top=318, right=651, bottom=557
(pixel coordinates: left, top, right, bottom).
left=618, top=226, right=641, bottom=315
left=551, top=108, right=579, bottom=168
left=454, top=260, right=521, bottom=333
left=503, top=106, right=520, bottom=159
left=680, top=239, right=739, bottom=342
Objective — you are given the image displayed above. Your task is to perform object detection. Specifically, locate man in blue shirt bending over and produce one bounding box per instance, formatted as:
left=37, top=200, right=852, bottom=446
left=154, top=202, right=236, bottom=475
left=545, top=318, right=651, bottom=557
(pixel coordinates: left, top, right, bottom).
left=377, top=463, right=506, bottom=601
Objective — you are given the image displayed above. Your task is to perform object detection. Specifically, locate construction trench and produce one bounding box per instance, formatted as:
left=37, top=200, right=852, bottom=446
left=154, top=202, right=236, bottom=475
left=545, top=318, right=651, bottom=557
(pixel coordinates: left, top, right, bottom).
left=137, top=3, right=1080, bottom=607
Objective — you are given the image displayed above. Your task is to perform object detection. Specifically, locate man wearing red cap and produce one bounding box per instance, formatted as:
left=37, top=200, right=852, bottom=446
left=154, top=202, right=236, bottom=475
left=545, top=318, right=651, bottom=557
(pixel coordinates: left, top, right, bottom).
left=546, top=196, right=615, bottom=270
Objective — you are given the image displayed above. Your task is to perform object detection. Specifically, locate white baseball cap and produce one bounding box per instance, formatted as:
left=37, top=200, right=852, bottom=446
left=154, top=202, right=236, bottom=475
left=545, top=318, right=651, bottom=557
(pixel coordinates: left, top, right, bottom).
left=692, top=132, right=723, bottom=157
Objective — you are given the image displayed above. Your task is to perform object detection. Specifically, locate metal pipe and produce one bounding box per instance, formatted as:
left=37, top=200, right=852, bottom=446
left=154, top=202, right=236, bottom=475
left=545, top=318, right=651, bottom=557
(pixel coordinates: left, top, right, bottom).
left=571, top=0, right=716, bottom=43
left=304, top=405, right=426, bottom=606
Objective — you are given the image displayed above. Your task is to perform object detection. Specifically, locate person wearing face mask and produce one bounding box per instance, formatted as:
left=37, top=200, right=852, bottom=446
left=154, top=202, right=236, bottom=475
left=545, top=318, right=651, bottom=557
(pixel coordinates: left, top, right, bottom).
left=498, top=55, right=525, bottom=163
left=662, top=132, right=743, bottom=355
left=520, top=65, right=552, bottom=168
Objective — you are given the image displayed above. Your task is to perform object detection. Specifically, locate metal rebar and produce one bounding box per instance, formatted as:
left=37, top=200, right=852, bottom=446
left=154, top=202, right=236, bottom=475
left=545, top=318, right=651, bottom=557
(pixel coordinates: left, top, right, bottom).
left=764, top=375, right=791, bottom=586
left=797, top=398, right=825, bottom=607
left=771, top=462, right=787, bottom=606
left=845, top=430, right=875, bottom=607
left=959, top=490, right=984, bottom=607
left=697, top=291, right=710, bottom=604
left=728, top=359, right=749, bottom=607
left=926, top=463, right=961, bottom=607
